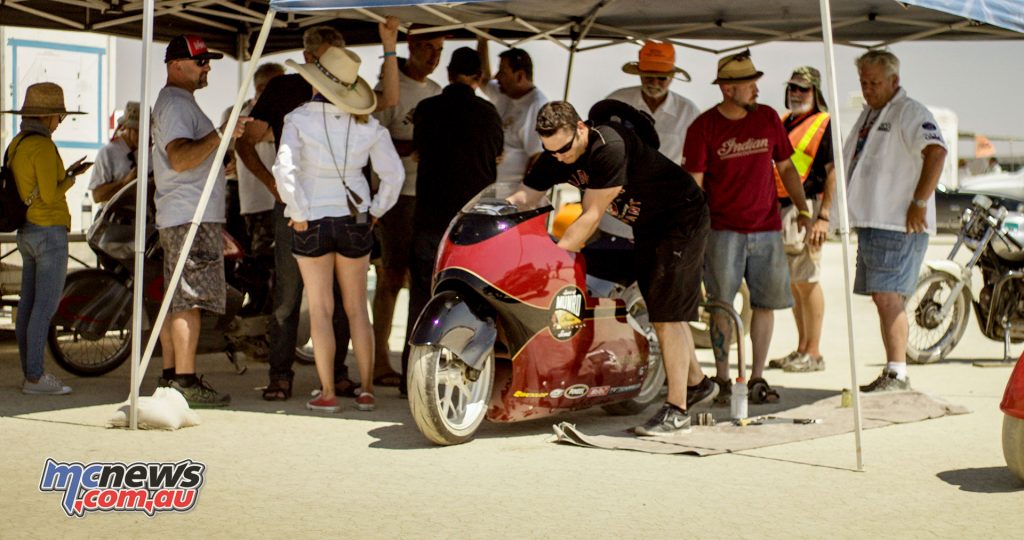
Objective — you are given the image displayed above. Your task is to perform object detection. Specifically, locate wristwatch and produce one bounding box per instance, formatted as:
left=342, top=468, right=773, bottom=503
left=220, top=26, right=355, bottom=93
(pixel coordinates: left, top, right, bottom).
left=912, top=198, right=927, bottom=208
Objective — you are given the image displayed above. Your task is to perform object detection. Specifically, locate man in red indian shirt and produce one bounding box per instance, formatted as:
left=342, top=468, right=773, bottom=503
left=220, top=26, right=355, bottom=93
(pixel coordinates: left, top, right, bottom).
left=682, top=49, right=812, bottom=404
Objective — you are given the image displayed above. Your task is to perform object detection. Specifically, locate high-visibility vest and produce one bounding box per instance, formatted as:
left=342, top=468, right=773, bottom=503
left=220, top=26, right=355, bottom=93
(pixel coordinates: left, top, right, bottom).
left=774, top=111, right=830, bottom=198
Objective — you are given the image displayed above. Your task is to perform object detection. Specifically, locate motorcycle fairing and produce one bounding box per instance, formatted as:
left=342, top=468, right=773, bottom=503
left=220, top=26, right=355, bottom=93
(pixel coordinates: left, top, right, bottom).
left=435, top=210, right=648, bottom=422
left=407, top=289, right=497, bottom=372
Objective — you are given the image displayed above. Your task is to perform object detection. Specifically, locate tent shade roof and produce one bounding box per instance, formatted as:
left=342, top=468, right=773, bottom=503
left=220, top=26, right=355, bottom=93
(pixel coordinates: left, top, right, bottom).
left=1, top=1, right=1020, bottom=58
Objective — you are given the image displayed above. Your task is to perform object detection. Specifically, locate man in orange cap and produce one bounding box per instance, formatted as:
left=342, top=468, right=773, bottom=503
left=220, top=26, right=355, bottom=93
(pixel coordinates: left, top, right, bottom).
left=607, top=41, right=699, bottom=165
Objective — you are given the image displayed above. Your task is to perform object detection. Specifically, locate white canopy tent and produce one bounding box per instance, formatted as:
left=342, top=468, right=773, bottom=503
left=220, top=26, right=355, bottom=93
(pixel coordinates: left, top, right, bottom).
left=7, top=0, right=1016, bottom=470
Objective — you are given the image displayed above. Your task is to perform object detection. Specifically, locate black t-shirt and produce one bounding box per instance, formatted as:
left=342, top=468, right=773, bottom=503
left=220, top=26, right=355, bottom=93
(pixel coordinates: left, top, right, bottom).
left=413, top=83, right=504, bottom=233
left=248, top=74, right=313, bottom=150
left=780, top=113, right=833, bottom=205
left=525, top=123, right=705, bottom=233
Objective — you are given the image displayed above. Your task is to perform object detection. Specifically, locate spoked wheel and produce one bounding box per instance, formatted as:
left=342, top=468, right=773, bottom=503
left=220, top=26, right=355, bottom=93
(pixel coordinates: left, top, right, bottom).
left=692, top=281, right=753, bottom=349
left=906, top=271, right=971, bottom=364
left=603, top=293, right=666, bottom=416
left=47, top=270, right=133, bottom=376
left=408, top=345, right=495, bottom=445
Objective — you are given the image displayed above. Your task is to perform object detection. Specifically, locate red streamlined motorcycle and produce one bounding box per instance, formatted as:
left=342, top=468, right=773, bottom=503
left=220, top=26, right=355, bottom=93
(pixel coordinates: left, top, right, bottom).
left=407, top=185, right=665, bottom=445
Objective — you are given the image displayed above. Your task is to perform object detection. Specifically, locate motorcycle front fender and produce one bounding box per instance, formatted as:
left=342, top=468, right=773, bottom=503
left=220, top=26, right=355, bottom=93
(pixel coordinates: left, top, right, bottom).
left=925, top=259, right=968, bottom=288
left=408, top=290, right=497, bottom=372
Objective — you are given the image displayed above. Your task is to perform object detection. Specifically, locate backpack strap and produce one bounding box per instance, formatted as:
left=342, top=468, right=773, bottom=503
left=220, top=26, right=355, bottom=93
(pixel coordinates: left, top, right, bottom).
left=4, top=133, right=44, bottom=205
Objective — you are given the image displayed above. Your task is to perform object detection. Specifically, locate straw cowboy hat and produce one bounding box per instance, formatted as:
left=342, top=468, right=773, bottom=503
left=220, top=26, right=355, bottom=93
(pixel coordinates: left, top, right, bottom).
left=622, top=41, right=691, bottom=82
left=712, top=49, right=764, bottom=84
left=1, top=82, right=86, bottom=116
left=286, top=46, right=376, bottom=115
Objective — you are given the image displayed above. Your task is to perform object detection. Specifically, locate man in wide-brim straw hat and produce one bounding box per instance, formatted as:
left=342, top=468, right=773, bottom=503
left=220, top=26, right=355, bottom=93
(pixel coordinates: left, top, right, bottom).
left=2, top=81, right=88, bottom=396
left=273, top=44, right=405, bottom=413
left=683, top=49, right=813, bottom=406
left=607, top=40, right=699, bottom=165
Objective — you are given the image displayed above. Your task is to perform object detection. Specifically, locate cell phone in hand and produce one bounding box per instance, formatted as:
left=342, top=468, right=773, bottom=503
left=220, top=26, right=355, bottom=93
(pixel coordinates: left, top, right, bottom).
left=67, top=157, right=93, bottom=177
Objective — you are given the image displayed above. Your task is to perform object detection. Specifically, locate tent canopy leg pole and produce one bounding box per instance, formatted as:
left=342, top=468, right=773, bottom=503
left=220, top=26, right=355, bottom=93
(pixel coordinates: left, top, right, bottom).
left=820, top=0, right=864, bottom=471
left=129, top=0, right=157, bottom=431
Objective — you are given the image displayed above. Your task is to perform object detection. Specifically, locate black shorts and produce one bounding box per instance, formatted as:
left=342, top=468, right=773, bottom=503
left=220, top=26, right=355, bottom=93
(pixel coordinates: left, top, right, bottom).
left=291, top=215, right=374, bottom=259
left=634, top=212, right=709, bottom=323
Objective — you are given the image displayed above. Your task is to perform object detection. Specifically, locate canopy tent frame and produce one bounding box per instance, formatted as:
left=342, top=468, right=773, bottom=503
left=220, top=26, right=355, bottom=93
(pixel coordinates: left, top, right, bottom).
left=3, top=0, right=1016, bottom=471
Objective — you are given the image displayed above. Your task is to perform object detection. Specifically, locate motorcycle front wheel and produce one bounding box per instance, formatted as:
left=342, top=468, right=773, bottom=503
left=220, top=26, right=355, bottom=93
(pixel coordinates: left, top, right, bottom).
left=47, top=270, right=133, bottom=376
left=408, top=345, right=495, bottom=445
left=906, top=271, right=971, bottom=364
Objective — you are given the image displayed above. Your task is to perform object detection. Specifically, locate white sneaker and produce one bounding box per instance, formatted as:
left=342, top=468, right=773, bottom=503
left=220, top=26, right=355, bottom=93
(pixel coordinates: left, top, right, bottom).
left=22, top=373, right=72, bottom=395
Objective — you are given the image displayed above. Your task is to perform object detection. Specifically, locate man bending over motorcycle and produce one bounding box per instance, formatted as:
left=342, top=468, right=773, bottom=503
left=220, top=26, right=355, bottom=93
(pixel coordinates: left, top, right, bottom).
left=507, top=101, right=717, bottom=436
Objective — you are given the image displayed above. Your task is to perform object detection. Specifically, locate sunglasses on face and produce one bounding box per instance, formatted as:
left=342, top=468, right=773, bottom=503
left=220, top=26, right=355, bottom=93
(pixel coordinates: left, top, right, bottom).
left=545, top=129, right=577, bottom=156
left=193, top=58, right=210, bottom=67
left=787, top=84, right=812, bottom=93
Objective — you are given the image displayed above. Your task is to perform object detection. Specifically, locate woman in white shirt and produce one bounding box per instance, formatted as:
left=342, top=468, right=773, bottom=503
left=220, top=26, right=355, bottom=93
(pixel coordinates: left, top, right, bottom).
left=273, top=46, right=404, bottom=413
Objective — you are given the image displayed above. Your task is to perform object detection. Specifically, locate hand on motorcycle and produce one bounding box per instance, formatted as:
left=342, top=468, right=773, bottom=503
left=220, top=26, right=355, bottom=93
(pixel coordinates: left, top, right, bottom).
left=906, top=204, right=928, bottom=234
left=289, top=219, right=308, bottom=232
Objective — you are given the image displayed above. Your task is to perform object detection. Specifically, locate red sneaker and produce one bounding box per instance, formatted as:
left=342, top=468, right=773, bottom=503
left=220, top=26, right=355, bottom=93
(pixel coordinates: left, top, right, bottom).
left=306, top=395, right=340, bottom=413
left=355, top=391, right=375, bottom=412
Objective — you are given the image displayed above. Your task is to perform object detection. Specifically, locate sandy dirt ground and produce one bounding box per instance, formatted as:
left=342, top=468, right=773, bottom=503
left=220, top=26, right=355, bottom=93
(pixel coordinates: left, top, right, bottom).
left=1, top=238, right=1022, bottom=538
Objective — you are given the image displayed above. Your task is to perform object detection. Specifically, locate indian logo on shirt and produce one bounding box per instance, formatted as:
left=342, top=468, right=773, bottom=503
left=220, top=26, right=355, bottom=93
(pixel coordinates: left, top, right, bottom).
left=716, top=137, right=770, bottom=160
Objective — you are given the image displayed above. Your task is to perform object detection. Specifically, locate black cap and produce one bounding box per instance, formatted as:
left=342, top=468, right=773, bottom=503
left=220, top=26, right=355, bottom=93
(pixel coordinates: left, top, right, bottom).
left=165, top=35, right=224, bottom=63
left=448, top=47, right=481, bottom=77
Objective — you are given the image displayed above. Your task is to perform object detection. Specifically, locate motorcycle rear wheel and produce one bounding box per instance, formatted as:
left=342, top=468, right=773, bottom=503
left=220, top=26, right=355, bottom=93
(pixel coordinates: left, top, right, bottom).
left=603, top=296, right=666, bottom=416
left=906, top=271, right=971, bottom=364
left=47, top=270, right=132, bottom=377
left=408, top=345, right=494, bottom=445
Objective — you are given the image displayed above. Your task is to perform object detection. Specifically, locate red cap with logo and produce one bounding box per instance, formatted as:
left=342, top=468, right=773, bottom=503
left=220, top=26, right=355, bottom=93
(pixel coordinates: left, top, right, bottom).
left=165, top=34, right=224, bottom=63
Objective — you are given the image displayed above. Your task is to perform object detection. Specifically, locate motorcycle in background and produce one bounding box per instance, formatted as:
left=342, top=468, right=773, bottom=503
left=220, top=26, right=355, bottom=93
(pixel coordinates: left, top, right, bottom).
left=46, top=180, right=270, bottom=377
left=906, top=194, right=1024, bottom=364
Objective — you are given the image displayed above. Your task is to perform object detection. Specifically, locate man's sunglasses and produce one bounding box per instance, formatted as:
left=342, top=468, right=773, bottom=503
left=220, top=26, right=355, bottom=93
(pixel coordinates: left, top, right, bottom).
left=545, top=129, right=577, bottom=156
left=787, top=84, right=812, bottom=93
left=193, top=58, right=210, bottom=67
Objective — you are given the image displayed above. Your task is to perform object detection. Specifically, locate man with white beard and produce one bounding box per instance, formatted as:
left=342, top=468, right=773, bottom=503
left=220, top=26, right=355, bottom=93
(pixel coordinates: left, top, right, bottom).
left=606, top=41, right=699, bottom=165
left=767, top=67, right=836, bottom=374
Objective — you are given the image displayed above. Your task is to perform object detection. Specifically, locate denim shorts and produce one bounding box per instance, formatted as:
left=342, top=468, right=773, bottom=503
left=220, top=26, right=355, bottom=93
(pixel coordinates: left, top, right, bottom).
left=704, top=229, right=793, bottom=310
left=292, top=215, right=374, bottom=259
left=854, top=228, right=928, bottom=296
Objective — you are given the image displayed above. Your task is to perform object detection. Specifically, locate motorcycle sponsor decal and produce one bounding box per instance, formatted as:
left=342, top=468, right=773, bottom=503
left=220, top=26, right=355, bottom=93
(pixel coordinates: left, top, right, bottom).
left=39, top=459, right=205, bottom=517
left=610, top=383, right=642, bottom=395
left=565, top=384, right=589, bottom=399
left=587, top=386, right=610, bottom=397
left=549, top=286, right=585, bottom=341
left=513, top=390, right=548, bottom=399
left=549, top=388, right=564, bottom=399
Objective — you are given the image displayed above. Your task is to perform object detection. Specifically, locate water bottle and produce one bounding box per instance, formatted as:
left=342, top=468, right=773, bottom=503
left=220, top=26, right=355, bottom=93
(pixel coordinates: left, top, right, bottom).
left=80, top=192, right=93, bottom=232
left=730, top=378, right=749, bottom=420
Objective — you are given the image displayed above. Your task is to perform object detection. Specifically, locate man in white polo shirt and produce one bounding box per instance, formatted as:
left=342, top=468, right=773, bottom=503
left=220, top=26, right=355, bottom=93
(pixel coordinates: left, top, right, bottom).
left=607, top=41, right=700, bottom=166
left=845, top=50, right=947, bottom=393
